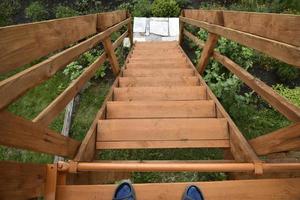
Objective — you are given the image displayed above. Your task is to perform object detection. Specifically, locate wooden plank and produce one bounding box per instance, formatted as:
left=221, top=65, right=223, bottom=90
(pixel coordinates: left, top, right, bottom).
left=119, top=76, right=199, bottom=87
left=112, top=30, right=128, bottom=50
left=0, top=161, right=46, bottom=199
left=103, top=37, right=120, bottom=75
left=184, top=9, right=224, bottom=24
left=176, top=43, right=261, bottom=164
left=0, top=18, right=130, bottom=110
left=57, top=178, right=300, bottom=200
left=213, top=52, right=300, bottom=122
left=250, top=122, right=300, bottom=156
left=126, top=62, right=189, bottom=69
left=184, top=9, right=300, bottom=47
left=180, top=16, right=300, bottom=67
left=98, top=118, right=228, bottom=141
left=197, top=33, right=219, bottom=74
left=33, top=53, right=107, bottom=126
left=106, top=100, right=216, bottom=119
left=126, top=11, right=133, bottom=45
left=45, top=164, right=57, bottom=200
left=0, top=14, right=97, bottom=74
left=97, top=10, right=127, bottom=31
left=113, top=86, right=206, bottom=101
left=183, top=29, right=205, bottom=48
left=128, top=60, right=187, bottom=66
left=179, top=10, right=185, bottom=45
left=0, top=111, right=80, bottom=157
left=123, top=68, right=194, bottom=77
left=97, top=140, right=230, bottom=149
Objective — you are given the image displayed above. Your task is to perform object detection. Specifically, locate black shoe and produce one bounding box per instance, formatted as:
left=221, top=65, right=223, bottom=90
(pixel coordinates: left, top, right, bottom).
left=113, top=180, right=136, bottom=200
left=182, top=185, right=205, bottom=200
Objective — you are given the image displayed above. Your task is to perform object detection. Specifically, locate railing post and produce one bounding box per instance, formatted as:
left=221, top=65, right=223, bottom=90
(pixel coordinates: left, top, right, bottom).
left=196, top=11, right=223, bottom=74
left=103, top=37, right=120, bottom=75
left=127, top=11, right=133, bottom=46
left=179, top=10, right=185, bottom=46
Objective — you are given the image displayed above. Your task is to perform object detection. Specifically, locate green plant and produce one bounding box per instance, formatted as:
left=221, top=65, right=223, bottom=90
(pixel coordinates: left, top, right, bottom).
left=274, top=84, right=300, bottom=107
left=75, top=0, right=103, bottom=14
left=55, top=5, right=79, bottom=18
left=151, top=0, right=181, bottom=17
left=132, top=0, right=152, bottom=17
left=275, top=64, right=299, bottom=82
left=63, top=62, right=84, bottom=81
left=0, top=0, right=20, bottom=26
left=25, top=1, right=49, bottom=22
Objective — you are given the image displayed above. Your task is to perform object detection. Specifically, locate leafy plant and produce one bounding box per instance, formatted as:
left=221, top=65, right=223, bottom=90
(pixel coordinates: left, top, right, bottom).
left=151, top=0, right=181, bottom=17
left=55, top=5, right=79, bottom=18
left=274, top=84, right=300, bottom=107
left=25, top=1, right=49, bottom=22
left=63, top=62, right=84, bottom=81
left=133, top=0, right=152, bottom=17
left=0, top=0, right=20, bottom=26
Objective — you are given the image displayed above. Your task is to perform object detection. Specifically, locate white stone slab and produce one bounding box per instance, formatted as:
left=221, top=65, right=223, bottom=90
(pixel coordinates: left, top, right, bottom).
left=149, top=18, right=169, bottom=36
left=133, top=17, right=147, bottom=33
left=123, top=38, right=131, bottom=48
left=169, top=18, right=179, bottom=37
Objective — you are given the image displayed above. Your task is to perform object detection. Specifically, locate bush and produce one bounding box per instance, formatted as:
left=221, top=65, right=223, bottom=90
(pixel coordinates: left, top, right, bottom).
left=274, top=84, right=300, bottom=107
left=151, top=0, right=181, bottom=17
left=25, top=1, right=49, bottom=22
left=133, top=0, right=152, bottom=17
left=55, top=5, right=79, bottom=18
left=0, top=0, right=20, bottom=26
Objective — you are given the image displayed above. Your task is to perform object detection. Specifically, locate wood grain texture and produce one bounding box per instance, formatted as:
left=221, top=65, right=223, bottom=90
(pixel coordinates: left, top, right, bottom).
left=250, top=122, right=300, bottom=155
left=180, top=16, right=300, bottom=67
left=106, top=100, right=216, bottom=119
left=113, top=86, right=206, bottom=101
left=123, top=68, right=194, bottom=77
left=97, top=118, right=228, bottom=141
left=97, top=10, right=127, bottom=31
left=33, top=53, right=107, bottom=126
left=0, top=14, right=97, bottom=73
left=57, top=178, right=300, bottom=200
left=45, top=164, right=57, bottom=200
left=0, top=161, right=47, bottom=199
left=0, top=111, right=80, bottom=157
left=0, top=18, right=130, bottom=110
left=126, top=62, right=189, bottom=69
left=119, top=76, right=199, bottom=87
left=103, top=37, right=120, bottom=75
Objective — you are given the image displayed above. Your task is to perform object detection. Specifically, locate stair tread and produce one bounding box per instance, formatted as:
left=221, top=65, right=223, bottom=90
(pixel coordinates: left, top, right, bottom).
left=106, top=100, right=216, bottom=119
left=126, top=63, right=190, bottom=69
left=123, top=68, right=195, bottom=77
left=119, top=76, right=200, bottom=87
left=97, top=118, right=228, bottom=141
left=113, top=86, right=206, bottom=101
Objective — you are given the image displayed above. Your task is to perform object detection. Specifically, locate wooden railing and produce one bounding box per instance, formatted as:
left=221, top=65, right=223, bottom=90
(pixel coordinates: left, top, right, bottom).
left=0, top=11, right=132, bottom=198
left=179, top=9, right=300, bottom=156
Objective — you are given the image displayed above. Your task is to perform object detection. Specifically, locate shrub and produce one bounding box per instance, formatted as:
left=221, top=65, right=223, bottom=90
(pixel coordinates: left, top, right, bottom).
left=25, top=1, right=49, bottom=22
left=151, top=0, right=181, bottom=17
left=0, top=0, right=20, bottom=26
left=55, top=5, right=79, bottom=18
left=274, top=84, right=300, bottom=107
left=75, top=0, right=103, bottom=14
left=133, top=0, right=152, bottom=17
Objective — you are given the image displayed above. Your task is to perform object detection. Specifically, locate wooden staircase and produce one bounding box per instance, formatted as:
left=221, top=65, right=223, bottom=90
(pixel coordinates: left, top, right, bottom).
left=97, top=42, right=229, bottom=150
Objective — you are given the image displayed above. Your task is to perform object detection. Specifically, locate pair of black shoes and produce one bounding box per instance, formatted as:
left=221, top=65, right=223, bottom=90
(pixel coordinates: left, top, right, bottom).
left=113, top=180, right=205, bottom=200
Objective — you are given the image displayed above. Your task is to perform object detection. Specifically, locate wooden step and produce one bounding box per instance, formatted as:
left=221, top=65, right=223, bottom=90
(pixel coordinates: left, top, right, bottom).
left=126, top=63, right=190, bottom=69
left=131, top=50, right=181, bottom=55
left=97, top=118, right=228, bottom=141
left=129, top=57, right=185, bottom=62
left=123, top=69, right=194, bottom=77
left=56, top=178, right=300, bottom=200
left=119, top=77, right=199, bottom=87
left=129, top=55, right=184, bottom=60
left=106, top=100, right=216, bottom=119
left=128, top=61, right=187, bottom=67
left=113, top=86, right=206, bottom=101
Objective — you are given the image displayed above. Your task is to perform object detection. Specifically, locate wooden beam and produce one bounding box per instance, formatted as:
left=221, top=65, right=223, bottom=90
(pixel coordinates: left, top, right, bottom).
left=197, top=33, right=219, bottom=74
left=179, top=10, right=185, bottom=46
left=213, top=52, right=300, bottom=122
left=0, top=111, right=80, bottom=157
left=97, top=10, right=127, bottom=31
left=126, top=11, right=133, bottom=45
left=250, top=122, right=300, bottom=156
left=0, top=14, right=97, bottom=74
left=33, top=53, right=107, bottom=126
left=184, top=9, right=300, bottom=47
left=45, top=164, right=57, bottom=200
left=183, top=29, right=205, bottom=48
left=103, top=37, right=120, bottom=75
left=56, top=178, right=300, bottom=200
left=180, top=16, right=300, bottom=67
left=0, top=18, right=130, bottom=111
left=0, top=161, right=46, bottom=199
left=113, top=30, right=129, bottom=50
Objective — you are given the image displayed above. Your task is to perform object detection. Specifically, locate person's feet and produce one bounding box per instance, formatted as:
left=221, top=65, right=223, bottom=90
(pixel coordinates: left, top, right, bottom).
left=113, top=180, right=136, bottom=200
left=182, top=185, right=205, bottom=200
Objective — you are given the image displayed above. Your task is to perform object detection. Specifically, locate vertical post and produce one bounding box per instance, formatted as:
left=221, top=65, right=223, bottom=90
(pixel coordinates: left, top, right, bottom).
left=103, top=37, right=120, bottom=76
left=45, top=164, right=57, bottom=200
left=127, top=11, right=133, bottom=46
left=179, top=10, right=185, bottom=46
left=196, top=11, right=223, bottom=75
